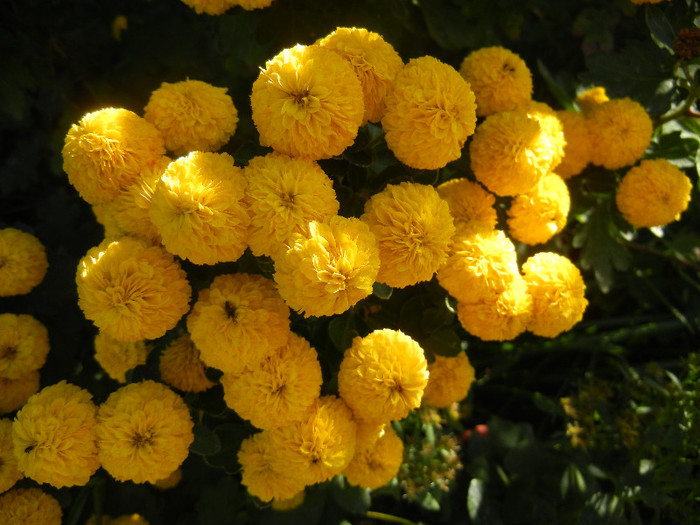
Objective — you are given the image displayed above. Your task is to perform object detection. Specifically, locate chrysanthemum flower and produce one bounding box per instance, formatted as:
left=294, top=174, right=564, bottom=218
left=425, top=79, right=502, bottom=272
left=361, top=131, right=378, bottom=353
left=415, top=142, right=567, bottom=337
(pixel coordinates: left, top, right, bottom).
left=149, top=151, right=249, bottom=265
left=522, top=252, right=588, bottom=338
left=555, top=110, right=592, bottom=179
left=76, top=237, right=191, bottom=342
left=244, top=152, right=339, bottom=259
left=338, top=329, right=428, bottom=423
left=179, top=0, right=236, bottom=15
left=274, top=216, right=380, bottom=317
left=94, top=331, right=150, bottom=383
left=0, top=419, right=22, bottom=493
left=0, top=372, right=39, bottom=415
left=458, top=46, right=533, bottom=116
left=507, top=172, right=571, bottom=245
left=96, top=380, right=194, bottom=483
left=251, top=44, right=364, bottom=160
left=422, top=351, right=476, bottom=408
left=361, top=182, right=455, bottom=288
left=221, top=332, right=322, bottom=429
left=354, top=421, right=387, bottom=451
left=316, top=27, right=403, bottom=124
left=343, top=424, right=404, bottom=489
left=0, top=314, right=49, bottom=380
left=144, top=79, right=238, bottom=155
left=0, top=229, right=48, bottom=297
left=587, top=98, right=653, bottom=170
left=235, top=0, right=275, bottom=10
left=12, top=381, right=99, bottom=488
left=159, top=334, right=215, bottom=393
left=576, top=87, right=609, bottom=114
left=187, top=273, right=290, bottom=374
left=271, top=490, right=305, bottom=512
left=0, top=488, right=62, bottom=525
left=437, top=178, right=497, bottom=236
left=62, top=107, right=165, bottom=205
left=616, top=159, right=692, bottom=228
left=520, top=101, right=566, bottom=171
left=382, top=56, right=477, bottom=170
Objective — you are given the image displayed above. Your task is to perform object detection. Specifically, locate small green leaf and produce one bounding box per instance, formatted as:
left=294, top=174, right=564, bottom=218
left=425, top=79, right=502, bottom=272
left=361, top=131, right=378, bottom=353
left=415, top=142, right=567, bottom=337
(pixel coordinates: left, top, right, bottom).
left=330, top=475, right=371, bottom=515
left=204, top=423, right=251, bottom=473
left=419, top=489, right=441, bottom=512
left=467, top=478, right=484, bottom=520
left=647, top=131, right=700, bottom=168
left=419, top=326, right=462, bottom=358
left=328, top=311, right=359, bottom=352
left=533, top=392, right=564, bottom=416
left=645, top=6, right=676, bottom=53
left=190, top=423, right=222, bottom=456
left=373, top=282, right=393, bottom=300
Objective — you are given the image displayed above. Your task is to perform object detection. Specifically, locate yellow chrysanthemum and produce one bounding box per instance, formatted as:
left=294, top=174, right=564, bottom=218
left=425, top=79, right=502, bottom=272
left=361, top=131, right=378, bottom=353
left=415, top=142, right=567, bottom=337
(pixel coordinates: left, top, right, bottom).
left=62, top=107, right=165, bottom=205
left=522, top=252, right=588, bottom=338
left=316, top=27, right=404, bottom=124
left=0, top=314, right=49, bottom=380
left=458, top=46, right=533, bottom=117
left=221, top=332, right=322, bottom=429
left=96, top=380, right=194, bottom=483
left=0, top=372, right=39, bottom=415
left=251, top=44, right=364, bottom=160
left=0, top=488, right=62, bottom=525
left=382, top=56, right=477, bottom=170
left=437, top=178, right=497, bottom=236
left=338, top=329, right=428, bottom=423
left=12, top=381, right=99, bottom=488
left=520, top=101, right=566, bottom=171
left=361, top=182, right=455, bottom=288
left=159, top=334, right=215, bottom=393
left=507, top=172, right=571, bottom=245
left=151, top=468, right=182, bottom=490
left=234, top=0, right=275, bottom=10
left=271, top=490, right=305, bottom=512
left=149, top=151, right=249, bottom=265
left=179, top=0, right=236, bottom=15
left=94, top=331, right=150, bottom=383
left=0, top=419, right=22, bottom=494
left=76, top=237, right=192, bottom=342
left=470, top=108, right=554, bottom=196
left=274, top=216, right=380, bottom=318
left=555, top=110, right=592, bottom=179
left=343, top=425, right=404, bottom=489
left=616, top=159, right=693, bottom=228
left=422, top=351, right=476, bottom=409
left=0, top=229, right=48, bottom=297
left=576, top=87, right=609, bottom=114
left=144, top=79, right=238, bottom=155
left=244, top=152, right=339, bottom=259
left=587, top=98, right=653, bottom=170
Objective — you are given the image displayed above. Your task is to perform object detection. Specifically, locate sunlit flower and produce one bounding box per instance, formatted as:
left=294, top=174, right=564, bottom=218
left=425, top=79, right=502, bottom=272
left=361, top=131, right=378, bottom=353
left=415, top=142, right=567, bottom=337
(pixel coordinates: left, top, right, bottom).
left=343, top=424, right=404, bottom=489
left=556, top=110, right=592, bottom=179
left=159, top=334, right=215, bottom=393
left=520, top=101, right=566, bottom=171
left=0, top=488, right=62, bottom=525
left=0, top=314, right=49, bottom=380
left=179, top=0, right=235, bottom=15
left=94, top=331, right=149, bottom=384
left=437, top=178, right=497, bottom=236
left=422, top=351, right=476, bottom=408
left=0, top=372, right=39, bottom=415
left=576, top=87, right=609, bottom=114
left=0, top=419, right=22, bottom=493
left=0, top=229, right=48, bottom=297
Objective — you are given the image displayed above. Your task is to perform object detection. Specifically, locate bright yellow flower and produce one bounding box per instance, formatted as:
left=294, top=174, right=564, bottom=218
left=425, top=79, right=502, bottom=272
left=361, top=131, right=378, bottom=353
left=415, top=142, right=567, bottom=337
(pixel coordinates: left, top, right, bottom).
left=556, top=110, right=592, bottom=179
left=149, top=151, right=249, bottom=265
left=343, top=424, right=404, bottom=489
left=76, top=237, right=191, bottom=342
left=271, top=490, right=305, bottom=512
left=520, top=101, right=566, bottom=171
left=459, top=46, right=533, bottom=116
left=382, top=56, right=477, bottom=170
left=437, top=178, right=497, bottom=236
left=616, top=159, right=692, bottom=227
left=576, top=87, right=609, bottom=114
left=274, top=216, right=380, bottom=317
left=62, top=107, right=165, bottom=205
left=0, top=488, right=62, bottom=525
left=422, top=351, right=476, bottom=408
left=12, top=381, right=99, bottom=488
left=0, top=314, right=48, bottom=380
left=94, top=331, right=149, bottom=383
left=354, top=421, right=387, bottom=451
left=159, top=334, right=215, bottom=393
left=0, top=419, right=22, bottom=493
left=235, top=0, right=275, bottom=10
left=361, top=182, right=455, bottom=288
left=0, top=229, right=48, bottom=297
left=0, top=372, right=39, bottom=415
left=179, top=0, right=235, bottom=15
left=251, top=44, right=364, bottom=160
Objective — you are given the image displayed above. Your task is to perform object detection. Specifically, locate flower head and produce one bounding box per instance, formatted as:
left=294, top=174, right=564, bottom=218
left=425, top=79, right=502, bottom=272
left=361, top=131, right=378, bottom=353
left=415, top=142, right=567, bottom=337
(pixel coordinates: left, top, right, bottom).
left=437, top=178, right=497, bottom=235
left=576, top=87, right=609, bottom=114
left=422, top=351, right=476, bottom=408
left=179, top=0, right=235, bottom=15
left=0, top=314, right=49, bottom=380
left=0, top=488, right=62, bottom=525
left=0, top=372, right=39, bottom=415
left=94, top=331, right=150, bottom=383
left=0, top=229, right=48, bottom=297
left=0, top=419, right=22, bottom=493
left=343, top=424, right=404, bottom=489
left=520, top=101, right=566, bottom=171
left=159, top=334, right=215, bottom=393
left=556, top=110, right=592, bottom=179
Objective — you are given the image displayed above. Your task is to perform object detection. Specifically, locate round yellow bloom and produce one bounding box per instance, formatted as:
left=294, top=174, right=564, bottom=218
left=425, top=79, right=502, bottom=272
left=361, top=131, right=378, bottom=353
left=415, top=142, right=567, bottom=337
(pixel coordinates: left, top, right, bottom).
left=94, top=331, right=150, bottom=383
left=556, top=110, right=592, bottom=179
left=151, top=468, right=182, bottom=490
left=251, top=44, right=364, bottom=160
left=317, top=27, right=403, bottom=124
left=422, top=351, right=476, bottom=408
left=12, top=381, right=99, bottom=488
left=149, top=151, right=249, bottom=265
left=180, top=0, right=236, bottom=15
left=459, top=46, right=533, bottom=117
left=361, top=182, right=455, bottom=288
left=0, top=488, right=62, bottom=525
left=76, top=237, right=191, bottom=342
left=587, top=98, right=653, bottom=170
left=616, top=159, right=692, bottom=228
left=221, top=332, right=322, bottom=429
left=343, top=425, right=404, bottom=489
left=271, top=490, right=305, bottom=511
left=0, top=229, right=48, bottom=297
left=0, top=314, right=49, bottom=380
left=576, top=87, right=609, bottom=114
left=274, top=216, right=380, bottom=318
left=437, top=178, right=497, bottom=236
left=520, top=101, right=566, bottom=171
left=144, top=79, right=238, bottom=155
left=96, top=380, right=194, bottom=483
left=507, top=172, right=571, bottom=245
left=0, top=372, right=39, bottom=415
left=243, top=152, right=339, bottom=259
left=62, top=107, right=165, bottom=205
left=522, top=252, right=588, bottom=338
left=382, top=56, right=477, bottom=170
left=159, top=334, right=215, bottom=393
left=338, top=329, right=428, bottom=423
left=0, top=419, right=22, bottom=494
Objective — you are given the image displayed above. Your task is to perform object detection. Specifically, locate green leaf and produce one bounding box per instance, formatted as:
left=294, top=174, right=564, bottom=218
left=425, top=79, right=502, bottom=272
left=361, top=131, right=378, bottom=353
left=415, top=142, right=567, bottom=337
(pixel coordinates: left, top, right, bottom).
left=533, top=392, right=564, bottom=416
left=419, top=326, right=462, bottom=358
left=537, top=60, right=576, bottom=111
left=204, top=423, right=251, bottom=473
left=647, top=130, right=700, bottom=169
left=467, top=478, right=484, bottom=521
left=328, top=311, right=359, bottom=352
left=373, top=282, right=393, bottom=300
left=330, top=475, right=371, bottom=515
left=645, top=6, right=676, bottom=53
left=190, top=423, right=222, bottom=456
left=419, top=489, right=441, bottom=512
left=419, top=0, right=472, bottom=51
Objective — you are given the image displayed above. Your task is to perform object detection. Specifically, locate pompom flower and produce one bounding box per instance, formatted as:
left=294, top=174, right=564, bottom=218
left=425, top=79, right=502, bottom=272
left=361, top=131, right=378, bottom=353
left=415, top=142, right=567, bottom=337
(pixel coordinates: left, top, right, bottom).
left=522, top=252, right=588, bottom=338
left=0, top=228, right=48, bottom=297
left=338, top=329, right=428, bottom=423
left=76, top=237, right=192, bottom=342
left=555, top=110, right=592, bottom=179
left=274, top=216, right=380, bottom=317
left=149, top=151, right=249, bottom=265
left=0, top=314, right=49, bottom=380
left=458, top=46, right=533, bottom=116
left=0, top=372, right=39, bottom=415
left=0, top=419, right=22, bottom=493
left=159, top=334, right=215, bottom=393
left=316, top=27, right=404, bottom=124
left=235, top=0, right=275, bottom=9
left=0, top=488, right=62, bottom=525
left=62, top=107, right=165, bottom=205
left=422, top=351, right=476, bottom=408
left=179, top=0, right=236, bottom=15
left=96, top=380, right=194, bottom=483
left=187, top=273, right=290, bottom=374
left=251, top=44, right=364, bottom=160
left=520, top=101, right=566, bottom=171
left=94, top=331, right=150, bottom=383
left=12, top=381, right=99, bottom=488
left=244, top=152, right=339, bottom=259
left=437, top=178, right=497, bottom=236
left=361, top=182, right=455, bottom=288
left=343, top=424, right=404, bottom=489
left=616, top=159, right=692, bottom=227
left=576, top=87, right=609, bottom=114
left=382, top=56, right=477, bottom=170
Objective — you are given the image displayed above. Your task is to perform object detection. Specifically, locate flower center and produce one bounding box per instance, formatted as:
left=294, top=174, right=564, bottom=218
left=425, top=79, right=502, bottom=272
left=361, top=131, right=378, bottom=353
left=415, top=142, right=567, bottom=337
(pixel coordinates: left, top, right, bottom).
left=132, top=431, right=155, bottom=448
left=279, top=192, right=296, bottom=208
left=224, top=301, right=238, bottom=320
left=1, top=346, right=17, bottom=361
left=293, top=90, right=311, bottom=107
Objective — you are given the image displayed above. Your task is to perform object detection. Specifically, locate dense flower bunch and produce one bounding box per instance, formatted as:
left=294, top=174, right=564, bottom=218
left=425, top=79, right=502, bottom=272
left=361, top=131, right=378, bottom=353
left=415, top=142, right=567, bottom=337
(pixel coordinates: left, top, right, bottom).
left=0, top=228, right=48, bottom=297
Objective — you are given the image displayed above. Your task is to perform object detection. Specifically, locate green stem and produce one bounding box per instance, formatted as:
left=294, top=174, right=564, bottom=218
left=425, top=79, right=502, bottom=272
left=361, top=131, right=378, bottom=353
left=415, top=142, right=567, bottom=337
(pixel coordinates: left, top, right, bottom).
left=365, top=511, right=418, bottom=525
left=655, top=63, right=699, bottom=126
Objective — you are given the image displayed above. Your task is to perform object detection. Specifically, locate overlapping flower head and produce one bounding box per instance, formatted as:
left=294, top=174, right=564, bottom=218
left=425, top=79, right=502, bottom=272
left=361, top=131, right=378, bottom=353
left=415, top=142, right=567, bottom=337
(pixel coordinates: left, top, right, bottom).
left=437, top=178, right=498, bottom=235
left=0, top=487, right=62, bottom=525
left=180, top=0, right=274, bottom=15
left=159, top=334, right=215, bottom=393
left=94, top=331, right=150, bottom=383
left=0, top=228, right=48, bottom=297
left=0, top=313, right=49, bottom=380
left=422, top=351, right=476, bottom=409
left=0, top=419, right=22, bottom=493
left=343, top=424, right=404, bottom=489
